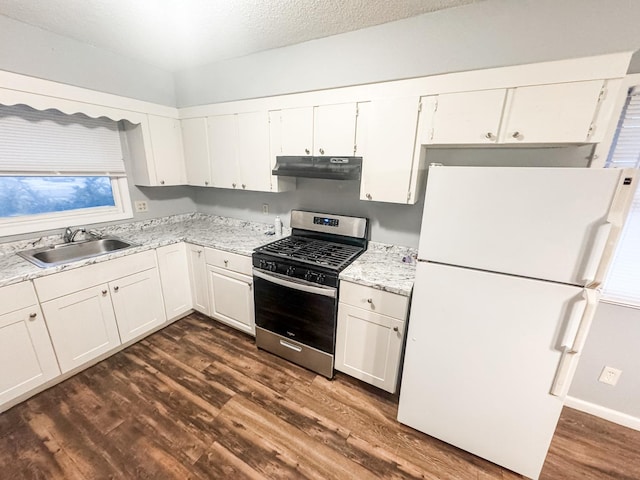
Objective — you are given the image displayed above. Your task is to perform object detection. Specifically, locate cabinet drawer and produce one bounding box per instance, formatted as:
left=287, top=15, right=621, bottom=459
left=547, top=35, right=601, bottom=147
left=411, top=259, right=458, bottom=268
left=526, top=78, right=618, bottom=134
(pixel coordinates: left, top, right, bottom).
left=34, top=250, right=157, bottom=302
left=339, top=281, right=408, bottom=320
left=0, top=282, right=38, bottom=315
left=205, top=248, right=252, bottom=275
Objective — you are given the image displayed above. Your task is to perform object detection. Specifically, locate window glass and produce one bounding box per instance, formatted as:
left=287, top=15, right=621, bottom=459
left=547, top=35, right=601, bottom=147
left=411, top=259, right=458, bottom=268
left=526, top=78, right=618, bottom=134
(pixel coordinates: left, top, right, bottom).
left=0, top=176, right=115, bottom=218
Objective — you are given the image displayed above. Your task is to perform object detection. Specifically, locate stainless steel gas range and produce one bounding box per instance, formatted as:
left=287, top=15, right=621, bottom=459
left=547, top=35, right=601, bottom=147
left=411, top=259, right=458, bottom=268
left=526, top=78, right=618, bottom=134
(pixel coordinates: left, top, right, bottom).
left=252, top=210, right=368, bottom=378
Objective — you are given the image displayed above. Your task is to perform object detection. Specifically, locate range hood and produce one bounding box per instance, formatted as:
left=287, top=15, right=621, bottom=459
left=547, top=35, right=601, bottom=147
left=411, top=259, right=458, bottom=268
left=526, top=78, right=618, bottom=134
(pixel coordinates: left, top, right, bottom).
left=272, top=156, right=362, bottom=180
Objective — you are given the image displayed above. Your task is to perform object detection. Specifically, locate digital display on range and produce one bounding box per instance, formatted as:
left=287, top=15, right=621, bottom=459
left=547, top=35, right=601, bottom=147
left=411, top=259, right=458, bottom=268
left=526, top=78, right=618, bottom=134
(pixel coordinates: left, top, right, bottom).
left=313, top=216, right=339, bottom=227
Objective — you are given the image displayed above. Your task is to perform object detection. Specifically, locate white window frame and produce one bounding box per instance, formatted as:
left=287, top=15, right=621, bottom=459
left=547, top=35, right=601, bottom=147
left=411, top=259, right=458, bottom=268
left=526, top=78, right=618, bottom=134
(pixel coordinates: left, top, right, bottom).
left=599, top=74, right=640, bottom=308
left=0, top=176, right=132, bottom=237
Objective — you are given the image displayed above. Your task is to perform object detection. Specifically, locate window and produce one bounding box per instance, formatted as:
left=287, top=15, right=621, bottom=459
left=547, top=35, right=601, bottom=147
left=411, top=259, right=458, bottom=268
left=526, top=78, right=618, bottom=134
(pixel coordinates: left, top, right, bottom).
left=603, top=88, right=640, bottom=306
left=0, top=104, right=132, bottom=236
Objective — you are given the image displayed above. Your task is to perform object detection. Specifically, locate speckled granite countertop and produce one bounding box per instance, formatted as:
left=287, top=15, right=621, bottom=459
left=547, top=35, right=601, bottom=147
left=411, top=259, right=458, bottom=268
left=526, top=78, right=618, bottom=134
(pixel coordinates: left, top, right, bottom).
left=340, top=242, right=416, bottom=297
left=0, top=213, right=416, bottom=296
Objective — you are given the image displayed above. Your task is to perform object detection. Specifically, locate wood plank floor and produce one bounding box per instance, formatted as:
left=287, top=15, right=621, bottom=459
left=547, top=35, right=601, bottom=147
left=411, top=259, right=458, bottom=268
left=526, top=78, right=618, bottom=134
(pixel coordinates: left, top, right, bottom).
left=2, top=313, right=639, bottom=479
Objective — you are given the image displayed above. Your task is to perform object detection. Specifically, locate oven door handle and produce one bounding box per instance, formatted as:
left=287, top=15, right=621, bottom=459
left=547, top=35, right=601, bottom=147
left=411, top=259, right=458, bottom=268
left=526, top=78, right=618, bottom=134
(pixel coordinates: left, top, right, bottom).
left=253, top=269, right=337, bottom=298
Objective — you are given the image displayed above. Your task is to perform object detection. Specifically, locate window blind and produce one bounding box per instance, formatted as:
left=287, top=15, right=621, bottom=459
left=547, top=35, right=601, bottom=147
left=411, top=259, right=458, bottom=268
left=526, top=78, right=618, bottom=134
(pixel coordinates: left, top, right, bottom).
left=0, top=104, right=126, bottom=176
left=603, top=88, right=640, bottom=305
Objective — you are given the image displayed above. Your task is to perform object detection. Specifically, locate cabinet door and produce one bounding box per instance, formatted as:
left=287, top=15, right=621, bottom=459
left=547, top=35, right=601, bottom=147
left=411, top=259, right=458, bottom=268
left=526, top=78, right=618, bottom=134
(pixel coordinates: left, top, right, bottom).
left=207, top=266, right=255, bottom=335
left=147, top=115, right=187, bottom=185
left=208, top=114, right=239, bottom=189
left=186, top=244, right=210, bottom=315
left=335, top=303, right=404, bottom=393
left=156, top=243, right=192, bottom=321
left=181, top=117, right=211, bottom=187
left=360, top=97, right=420, bottom=203
left=430, top=89, right=506, bottom=144
left=110, top=269, right=167, bottom=344
left=41, top=285, right=121, bottom=373
left=237, top=111, right=272, bottom=192
left=500, top=80, right=604, bottom=144
left=0, top=306, right=60, bottom=406
left=314, top=103, right=357, bottom=155
left=278, top=107, right=314, bottom=156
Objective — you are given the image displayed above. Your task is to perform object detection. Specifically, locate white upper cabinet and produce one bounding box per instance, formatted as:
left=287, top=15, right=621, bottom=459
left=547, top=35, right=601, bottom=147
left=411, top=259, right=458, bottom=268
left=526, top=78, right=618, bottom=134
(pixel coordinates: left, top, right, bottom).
left=428, top=89, right=506, bottom=144
left=277, top=107, right=314, bottom=155
left=207, top=111, right=277, bottom=192
left=128, top=114, right=187, bottom=186
left=500, top=80, right=605, bottom=144
left=425, top=80, right=606, bottom=145
left=272, top=103, right=358, bottom=157
left=208, top=114, right=239, bottom=189
left=181, top=117, right=211, bottom=187
left=313, top=103, right=358, bottom=155
left=237, top=111, right=273, bottom=192
left=359, top=97, right=422, bottom=204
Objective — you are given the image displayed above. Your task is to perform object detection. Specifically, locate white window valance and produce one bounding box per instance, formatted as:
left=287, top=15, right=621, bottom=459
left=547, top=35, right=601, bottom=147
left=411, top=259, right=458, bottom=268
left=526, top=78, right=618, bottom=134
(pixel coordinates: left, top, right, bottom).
left=0, top=104, right=126, bottom=176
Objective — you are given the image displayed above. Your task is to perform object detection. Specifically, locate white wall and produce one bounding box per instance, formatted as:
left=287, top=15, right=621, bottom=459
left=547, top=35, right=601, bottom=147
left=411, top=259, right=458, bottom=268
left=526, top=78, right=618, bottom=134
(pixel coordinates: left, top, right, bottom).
left=568, top=303, right=640, bottom=424
left=174, top=0, right=640, bottom=106
left=0, top=15, right=176, bottom=106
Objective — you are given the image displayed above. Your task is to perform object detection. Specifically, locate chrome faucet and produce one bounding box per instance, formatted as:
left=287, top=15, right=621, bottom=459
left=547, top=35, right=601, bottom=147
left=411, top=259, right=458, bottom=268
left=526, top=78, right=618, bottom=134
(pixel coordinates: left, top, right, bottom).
left=63, top=227, right=85, bottom=243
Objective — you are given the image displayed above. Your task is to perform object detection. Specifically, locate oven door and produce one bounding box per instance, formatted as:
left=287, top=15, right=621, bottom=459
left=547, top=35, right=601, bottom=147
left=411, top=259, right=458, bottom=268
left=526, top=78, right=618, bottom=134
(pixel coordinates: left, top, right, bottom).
left=253, top=268, right=337, bottom=353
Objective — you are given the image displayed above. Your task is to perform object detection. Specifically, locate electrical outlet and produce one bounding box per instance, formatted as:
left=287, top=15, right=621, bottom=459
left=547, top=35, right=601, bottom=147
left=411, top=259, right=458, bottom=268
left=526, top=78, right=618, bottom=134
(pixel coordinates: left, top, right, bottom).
left=134, top=200, right=148, bottom=213
left=262, top=204, right=269, bottom=214
left=598, top=366, right=622, bottom=386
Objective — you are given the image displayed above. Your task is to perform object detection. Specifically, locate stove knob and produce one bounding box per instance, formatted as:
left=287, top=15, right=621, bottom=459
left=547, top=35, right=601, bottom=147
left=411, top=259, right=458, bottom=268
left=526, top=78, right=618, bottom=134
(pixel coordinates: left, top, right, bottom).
left=304, top=271, right=313, bottom=282
left=286, top=266, right=296, bottom=276
left=268, top=262, right=277, bottom=272
left=259, top=259, right=266, bottom=269
left=317, top=273, right=325, bottom=284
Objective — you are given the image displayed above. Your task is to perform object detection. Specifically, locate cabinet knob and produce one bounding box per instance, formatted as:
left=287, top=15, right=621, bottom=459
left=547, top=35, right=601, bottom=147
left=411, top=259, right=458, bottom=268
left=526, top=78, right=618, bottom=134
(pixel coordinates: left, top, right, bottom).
left=29, top=312, right=37, bottom=319
left=366, top=298, right=373, bottom=304
left=366, top=193, right=372, bottom=200
left=305, top=148, right=310, bottom=155
left=204, top=181, right=209, bottom=186
left=113, top=286, right=119, bottom=292
left=197, top=249, right=202, bottom=255
left=393, top=326, right=399, bottom=332
left=511, top=131, right=523, bottom=140
left=319, top=148, right=325, bottom=155
left=242, top=184, right=246, bottom=189
left=224, top=259, right=229, bottom=266
left=160, top=180, right=165, bottom=185
left=485, top=132, right=495, bottom=140
left=102, top=289, right=108, bottom=295
left=232, top=183, right=236, bottom=188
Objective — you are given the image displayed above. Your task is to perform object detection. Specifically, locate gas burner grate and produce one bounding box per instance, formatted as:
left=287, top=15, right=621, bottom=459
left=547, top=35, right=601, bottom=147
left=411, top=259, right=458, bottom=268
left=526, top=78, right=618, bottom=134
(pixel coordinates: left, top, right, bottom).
left=257, top=236, right=363, bottom=270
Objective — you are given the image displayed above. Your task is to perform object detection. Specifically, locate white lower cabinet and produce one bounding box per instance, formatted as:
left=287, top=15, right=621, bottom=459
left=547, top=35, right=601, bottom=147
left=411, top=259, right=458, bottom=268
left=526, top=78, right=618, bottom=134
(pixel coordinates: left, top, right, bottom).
left=335, top=281, right=409, bottom=393
left=35, top=250, right=167, bottom=373
left=186, top=243, right=210, bottom=315
left=0, top=282, right=60, bottom=409
left=109, top=269, right=166, bottom=344
left=205, top=248, right=255, bottom=336
left=156, top=242, right=193, bottom=320
left=41, top=284, right=121, bottom=373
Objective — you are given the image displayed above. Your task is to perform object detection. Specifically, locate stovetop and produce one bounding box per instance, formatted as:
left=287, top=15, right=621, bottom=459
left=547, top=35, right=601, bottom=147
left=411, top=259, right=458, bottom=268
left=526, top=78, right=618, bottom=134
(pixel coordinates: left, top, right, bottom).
left=254, top=235, right=364, bottom=271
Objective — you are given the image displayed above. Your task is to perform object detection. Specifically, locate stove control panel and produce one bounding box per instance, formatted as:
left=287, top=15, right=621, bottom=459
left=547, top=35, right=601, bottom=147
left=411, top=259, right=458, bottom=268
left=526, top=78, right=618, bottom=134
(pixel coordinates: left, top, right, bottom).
left=253, top=254, right=338, bottom=288
left=258, top=259, right=277, bottom=272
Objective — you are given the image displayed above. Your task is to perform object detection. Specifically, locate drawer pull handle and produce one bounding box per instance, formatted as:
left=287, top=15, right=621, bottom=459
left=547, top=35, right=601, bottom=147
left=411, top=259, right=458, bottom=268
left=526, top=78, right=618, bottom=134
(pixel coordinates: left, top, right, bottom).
left=280, top=340, right=302, bottom=352
left=101, top=289, right=108, bottom=295
left=393, top=326, right=399, bottom=332
left=29, top=312, right=37, bottom=319
left=366, top=298, right=373, bottom=304
left=113, top=286, right=119, bottom=292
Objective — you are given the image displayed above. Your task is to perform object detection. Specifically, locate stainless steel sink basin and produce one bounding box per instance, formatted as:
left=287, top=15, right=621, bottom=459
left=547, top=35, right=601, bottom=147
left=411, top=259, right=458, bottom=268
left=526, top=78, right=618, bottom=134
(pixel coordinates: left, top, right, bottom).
left=17, top=238, right=136, bottom=268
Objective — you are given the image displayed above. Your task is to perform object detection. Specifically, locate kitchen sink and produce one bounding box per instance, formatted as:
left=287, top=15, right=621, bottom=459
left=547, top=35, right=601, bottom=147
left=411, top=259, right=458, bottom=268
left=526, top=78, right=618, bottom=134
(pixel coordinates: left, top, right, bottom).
left=17, top=238, right=136, bottom=268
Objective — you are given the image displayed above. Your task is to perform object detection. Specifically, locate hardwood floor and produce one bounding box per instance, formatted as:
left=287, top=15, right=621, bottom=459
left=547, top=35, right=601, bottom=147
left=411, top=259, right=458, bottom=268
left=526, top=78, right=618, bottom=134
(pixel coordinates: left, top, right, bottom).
left=2, top=313, right=639, bottom=479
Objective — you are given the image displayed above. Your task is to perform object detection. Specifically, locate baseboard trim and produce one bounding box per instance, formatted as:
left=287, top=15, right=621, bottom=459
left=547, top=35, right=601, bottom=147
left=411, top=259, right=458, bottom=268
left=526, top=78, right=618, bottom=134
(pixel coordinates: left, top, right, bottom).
left=565, top=396, right=640, bottom=432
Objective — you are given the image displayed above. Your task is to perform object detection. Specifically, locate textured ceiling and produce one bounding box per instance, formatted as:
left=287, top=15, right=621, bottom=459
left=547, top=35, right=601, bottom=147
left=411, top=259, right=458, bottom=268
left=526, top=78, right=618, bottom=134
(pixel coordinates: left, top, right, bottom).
left=0, top=0, right=478, bottom=72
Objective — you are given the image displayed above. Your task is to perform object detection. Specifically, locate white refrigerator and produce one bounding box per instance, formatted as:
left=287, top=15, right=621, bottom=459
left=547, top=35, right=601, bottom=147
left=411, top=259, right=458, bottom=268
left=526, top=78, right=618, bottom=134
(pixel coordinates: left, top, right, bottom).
left=397, top=165, right=636, bottom=480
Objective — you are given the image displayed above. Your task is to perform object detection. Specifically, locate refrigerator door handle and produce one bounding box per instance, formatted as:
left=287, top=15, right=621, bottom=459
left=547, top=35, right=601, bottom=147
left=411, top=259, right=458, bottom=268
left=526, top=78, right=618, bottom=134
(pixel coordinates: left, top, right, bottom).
left=550, top=288, right=600, bottom=397
left=582, top=222, right=612, bottom=286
